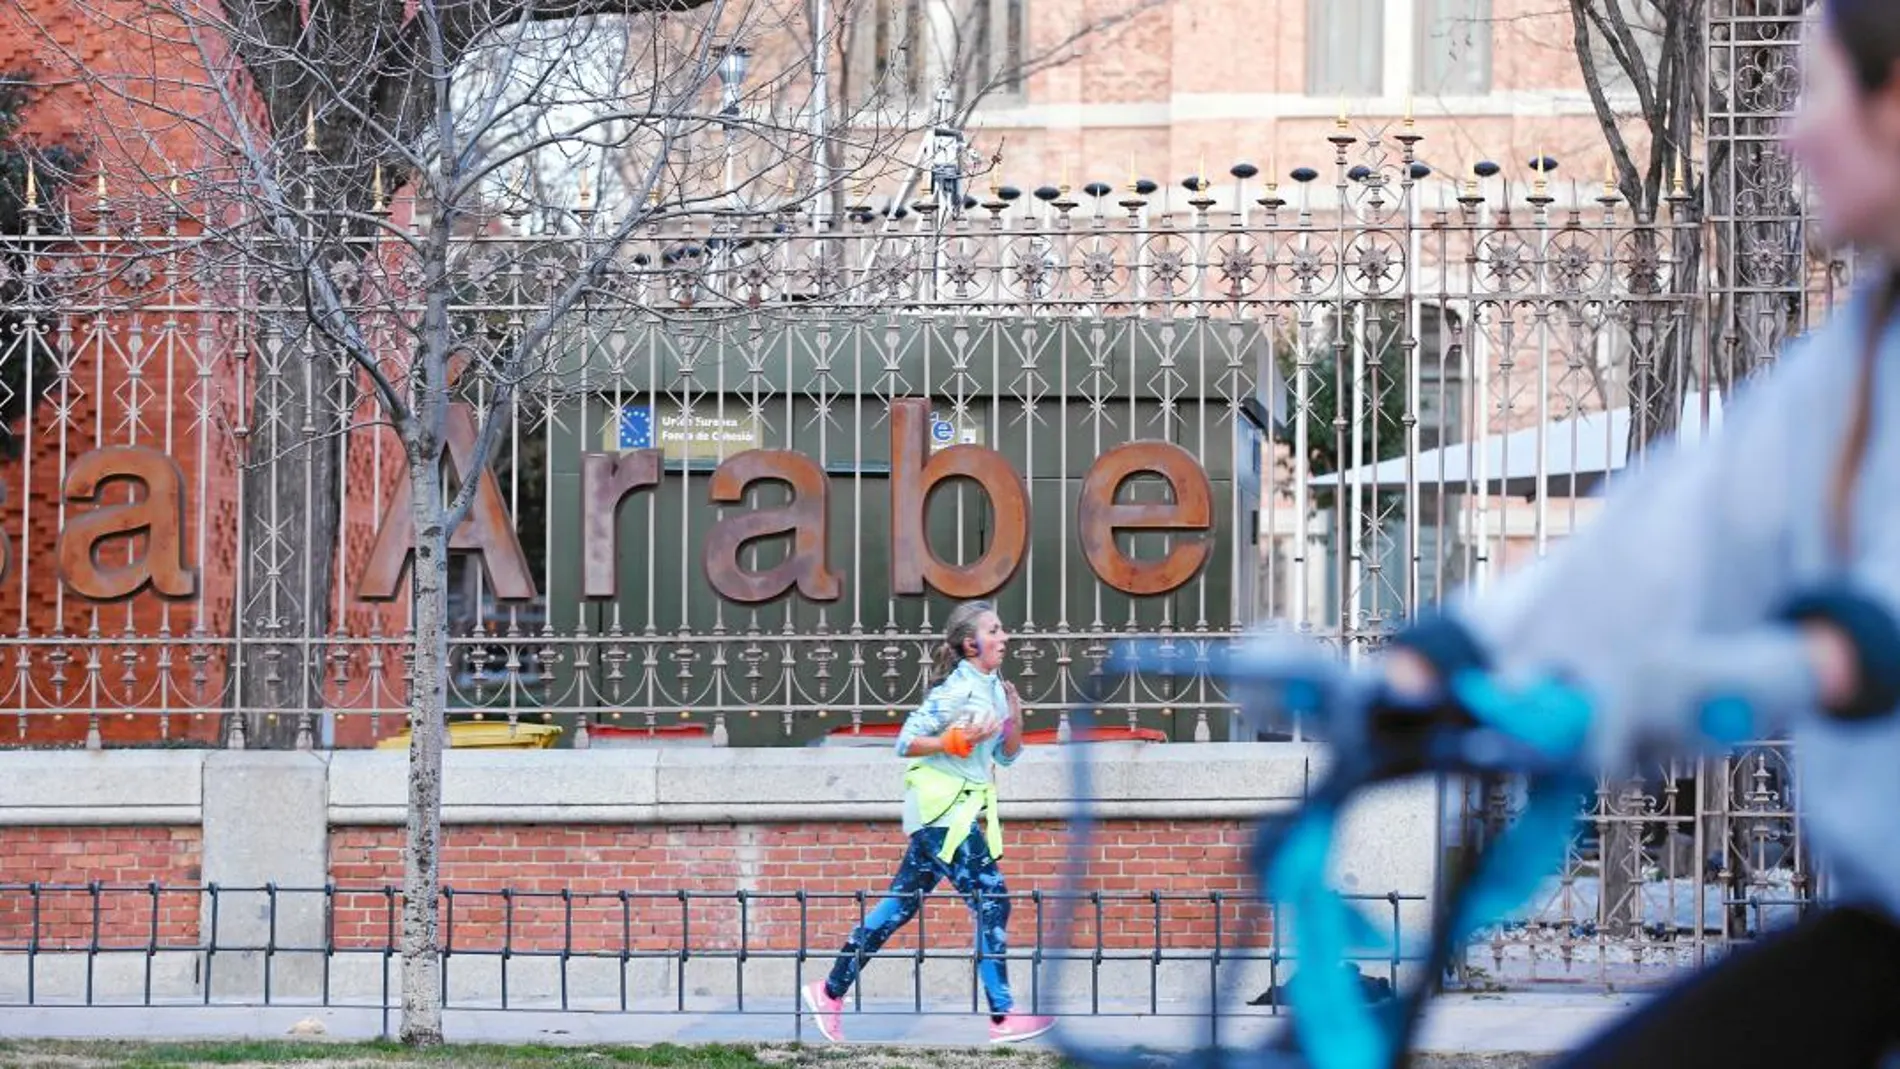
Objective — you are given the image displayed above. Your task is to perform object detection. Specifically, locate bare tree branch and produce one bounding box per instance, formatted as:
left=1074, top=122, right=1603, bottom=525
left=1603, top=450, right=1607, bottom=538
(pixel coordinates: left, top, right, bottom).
left=1569, top=0, right=1646, bottom=209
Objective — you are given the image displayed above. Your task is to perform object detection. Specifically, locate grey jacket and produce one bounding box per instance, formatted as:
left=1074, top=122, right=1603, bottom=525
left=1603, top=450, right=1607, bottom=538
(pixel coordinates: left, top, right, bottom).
left=1443, top=283, right=1900, bottom=917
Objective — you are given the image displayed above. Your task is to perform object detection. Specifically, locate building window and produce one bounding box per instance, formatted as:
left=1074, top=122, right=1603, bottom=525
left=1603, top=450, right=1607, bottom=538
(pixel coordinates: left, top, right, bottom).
left=965, top=0, right=1027, bottom=97
left=1306, top=0, right=1384, bottom=96
left=846, top=0, right=1027, bottom=110
left=1414, top=0, right=1492, bottom=96
left=874, top=0, right=892, bottom=84
left=973, top=0, right=991, bottom=87
left=851, top=0, right=926, bottom=103
left=904, top=0, right=925, bottom=97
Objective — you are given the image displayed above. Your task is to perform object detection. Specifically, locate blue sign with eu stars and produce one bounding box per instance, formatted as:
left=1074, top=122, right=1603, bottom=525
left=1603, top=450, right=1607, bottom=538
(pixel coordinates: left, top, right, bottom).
left=615, top=404, right=654, bottom=450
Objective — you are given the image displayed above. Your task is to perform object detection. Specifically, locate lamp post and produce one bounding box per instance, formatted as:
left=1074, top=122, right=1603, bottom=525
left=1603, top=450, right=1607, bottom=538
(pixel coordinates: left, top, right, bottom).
left=809, top=0, right=830, bottom=223
left=927, top=84, right=965, bottom=214
left=715, top=43, right=751, bottom=211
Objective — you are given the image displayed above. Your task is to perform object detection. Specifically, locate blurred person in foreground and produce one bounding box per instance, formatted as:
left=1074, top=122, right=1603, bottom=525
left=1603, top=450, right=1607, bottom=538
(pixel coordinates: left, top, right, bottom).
left=1368, top=3, right=1900, bottom=1063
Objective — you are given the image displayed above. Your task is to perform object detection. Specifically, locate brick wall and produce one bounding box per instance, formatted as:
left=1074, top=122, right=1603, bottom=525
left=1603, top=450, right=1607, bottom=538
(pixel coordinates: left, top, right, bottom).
left=0, top=827, right=203, bottom=949
left=328, top=820, right=1260, bottom=955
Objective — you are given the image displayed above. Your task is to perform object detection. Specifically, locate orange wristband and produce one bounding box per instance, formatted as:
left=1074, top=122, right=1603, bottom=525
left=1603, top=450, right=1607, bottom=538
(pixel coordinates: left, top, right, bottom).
left=941, top=725, right=973, bottom=758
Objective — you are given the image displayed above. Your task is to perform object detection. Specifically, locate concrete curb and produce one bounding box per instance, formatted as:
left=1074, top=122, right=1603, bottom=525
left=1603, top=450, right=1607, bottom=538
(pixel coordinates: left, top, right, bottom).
left=0, top=993, right=1643, bottom=1056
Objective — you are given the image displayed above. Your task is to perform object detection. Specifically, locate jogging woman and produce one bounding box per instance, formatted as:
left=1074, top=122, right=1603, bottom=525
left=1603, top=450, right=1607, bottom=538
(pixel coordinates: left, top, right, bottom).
left=803, top=600, right=1056, bottom=1045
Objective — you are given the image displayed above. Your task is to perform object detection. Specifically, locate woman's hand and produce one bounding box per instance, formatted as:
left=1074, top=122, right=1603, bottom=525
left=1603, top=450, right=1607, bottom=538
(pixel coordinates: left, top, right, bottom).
left=1802, top=621, right=1861, bottom=712
left=1000, top=681, right=1025, bottom=756
left=941, top=725, right=977, bottom=758
left=965, top=717, right=1004, bottom=743
left=1382, top=648, right=1442, bottom=703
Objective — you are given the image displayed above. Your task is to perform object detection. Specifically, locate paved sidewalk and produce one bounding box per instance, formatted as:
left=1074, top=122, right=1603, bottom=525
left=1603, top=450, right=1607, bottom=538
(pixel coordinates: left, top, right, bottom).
left=0, top=993, right=1643, bottom=1056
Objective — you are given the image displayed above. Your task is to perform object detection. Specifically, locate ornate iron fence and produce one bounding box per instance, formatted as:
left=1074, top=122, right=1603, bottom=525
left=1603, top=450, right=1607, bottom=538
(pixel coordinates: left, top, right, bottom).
left=0, top=123, right=1703, bottom=751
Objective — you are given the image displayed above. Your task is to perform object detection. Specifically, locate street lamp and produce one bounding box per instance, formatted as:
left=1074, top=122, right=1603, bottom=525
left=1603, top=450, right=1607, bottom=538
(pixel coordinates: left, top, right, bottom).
left=715, top=43, right=751, bottom=210
left=716, top=44, right=752, bottom=113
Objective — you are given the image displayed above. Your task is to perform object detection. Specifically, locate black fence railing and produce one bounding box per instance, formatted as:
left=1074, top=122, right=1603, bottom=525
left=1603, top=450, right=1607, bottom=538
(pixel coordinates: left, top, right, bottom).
left=0, top=881, right=1426, bottom=1040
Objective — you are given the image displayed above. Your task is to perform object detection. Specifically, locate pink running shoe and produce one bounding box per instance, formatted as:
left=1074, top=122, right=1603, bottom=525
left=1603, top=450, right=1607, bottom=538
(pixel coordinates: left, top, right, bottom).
left=989, top=1012, right=1056, bottom=1044
left=802, top=979, right=846, bottom=1042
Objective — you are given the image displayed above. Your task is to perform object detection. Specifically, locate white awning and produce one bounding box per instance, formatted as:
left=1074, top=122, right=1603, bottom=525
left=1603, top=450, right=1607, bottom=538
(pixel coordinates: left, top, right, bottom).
left=1307, top=391, right=1725, bottom=497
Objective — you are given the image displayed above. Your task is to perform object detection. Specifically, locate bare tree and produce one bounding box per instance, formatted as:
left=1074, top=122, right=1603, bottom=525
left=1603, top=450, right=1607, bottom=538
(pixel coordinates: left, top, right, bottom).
left=15, top=0, right=939, bottom=1043
left=1568, top=0, right=1705, bottom=450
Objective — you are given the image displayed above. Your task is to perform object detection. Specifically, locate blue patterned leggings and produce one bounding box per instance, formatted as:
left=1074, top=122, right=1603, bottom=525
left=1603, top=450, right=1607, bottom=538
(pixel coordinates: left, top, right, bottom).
left=823, top=822, right=1014, bottom=1014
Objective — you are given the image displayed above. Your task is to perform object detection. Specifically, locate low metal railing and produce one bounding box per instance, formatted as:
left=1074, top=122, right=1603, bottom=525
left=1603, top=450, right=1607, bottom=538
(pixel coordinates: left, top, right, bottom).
left=0, top=880, right=1423, bottom=1040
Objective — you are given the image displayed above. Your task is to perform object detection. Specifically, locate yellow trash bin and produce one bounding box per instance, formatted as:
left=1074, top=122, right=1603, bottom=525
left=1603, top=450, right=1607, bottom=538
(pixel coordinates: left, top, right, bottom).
left=374, top=721, right=563, bottom=750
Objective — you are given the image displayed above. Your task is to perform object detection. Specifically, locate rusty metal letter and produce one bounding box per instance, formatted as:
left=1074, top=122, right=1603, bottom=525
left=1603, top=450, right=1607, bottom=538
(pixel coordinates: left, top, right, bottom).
left=356, top=405, right=538, bottom=601
left=703, top=450, right=841, bottom=604
left=581, top=449, right=661, bottom=598
left=58, top=446, right=198, bottom=602
left=889, top=398, right=1028, bottom=598
left=1077, top=441, right=1213, bottom=596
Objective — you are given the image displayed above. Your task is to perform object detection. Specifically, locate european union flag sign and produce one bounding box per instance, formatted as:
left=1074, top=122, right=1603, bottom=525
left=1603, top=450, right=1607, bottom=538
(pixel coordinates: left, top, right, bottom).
left=615, top=405, right=654, bottom=450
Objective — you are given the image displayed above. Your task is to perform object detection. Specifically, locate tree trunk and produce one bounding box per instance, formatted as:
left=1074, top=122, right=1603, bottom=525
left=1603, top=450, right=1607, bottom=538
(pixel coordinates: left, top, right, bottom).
left=399, top=441, right=450, bottom=1047
left=236, top=317, right=344, bottom=750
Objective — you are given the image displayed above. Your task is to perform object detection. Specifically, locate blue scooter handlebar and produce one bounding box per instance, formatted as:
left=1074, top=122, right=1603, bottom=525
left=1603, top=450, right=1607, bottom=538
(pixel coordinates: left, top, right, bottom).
left=1048, top=637, right=1594, bottom=1069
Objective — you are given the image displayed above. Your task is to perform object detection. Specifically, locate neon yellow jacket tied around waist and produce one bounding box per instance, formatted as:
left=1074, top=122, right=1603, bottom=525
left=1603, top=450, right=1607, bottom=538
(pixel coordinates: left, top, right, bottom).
left=903, top=762, right=1002, bottom=862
